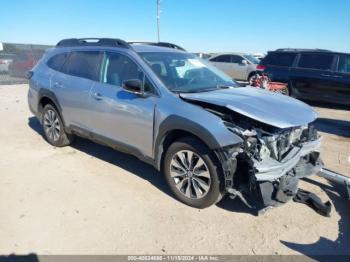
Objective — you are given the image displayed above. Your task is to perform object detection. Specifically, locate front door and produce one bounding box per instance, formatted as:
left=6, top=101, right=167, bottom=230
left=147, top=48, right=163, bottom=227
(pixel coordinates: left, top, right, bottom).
left=89, top=52, right=156, bottom=157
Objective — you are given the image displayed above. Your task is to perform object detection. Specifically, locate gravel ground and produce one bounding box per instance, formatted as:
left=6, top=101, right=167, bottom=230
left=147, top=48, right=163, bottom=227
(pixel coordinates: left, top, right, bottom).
left=0, top=84, right=349, bottom=255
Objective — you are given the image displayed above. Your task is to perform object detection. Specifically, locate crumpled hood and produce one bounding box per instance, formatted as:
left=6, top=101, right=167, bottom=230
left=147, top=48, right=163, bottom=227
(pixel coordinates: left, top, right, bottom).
left=180, top=87, right=318, bottom=129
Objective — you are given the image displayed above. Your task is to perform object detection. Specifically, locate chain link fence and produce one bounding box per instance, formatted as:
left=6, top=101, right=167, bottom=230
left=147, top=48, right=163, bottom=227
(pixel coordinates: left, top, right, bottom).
left=0, top=42, right=52, bottom=85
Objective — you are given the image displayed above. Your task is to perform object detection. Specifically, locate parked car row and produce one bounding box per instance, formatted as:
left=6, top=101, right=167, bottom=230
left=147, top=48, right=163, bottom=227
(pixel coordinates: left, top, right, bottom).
left=257, top=49, right=350, bottom=105
left=0, top=50, right=44, bottom=77
left=204, top=48, right=349, bottom=106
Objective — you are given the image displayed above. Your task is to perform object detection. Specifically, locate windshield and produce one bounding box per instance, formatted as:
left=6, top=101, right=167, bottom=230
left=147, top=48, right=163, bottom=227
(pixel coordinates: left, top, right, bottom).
left=243, top=55, right=260, bottom=64
left=140, top=52, right=239, bottom=93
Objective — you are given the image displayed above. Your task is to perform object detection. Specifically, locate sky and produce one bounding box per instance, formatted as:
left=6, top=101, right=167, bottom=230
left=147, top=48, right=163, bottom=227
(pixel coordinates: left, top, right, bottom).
left=1, top=0, right=349, bottom=53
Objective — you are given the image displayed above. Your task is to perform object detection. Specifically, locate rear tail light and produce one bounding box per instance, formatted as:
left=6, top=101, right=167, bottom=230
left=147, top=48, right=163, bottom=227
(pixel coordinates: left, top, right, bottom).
left=256, top=64, right=266, bottom=71
left=0, top=59, right=5, bottom=64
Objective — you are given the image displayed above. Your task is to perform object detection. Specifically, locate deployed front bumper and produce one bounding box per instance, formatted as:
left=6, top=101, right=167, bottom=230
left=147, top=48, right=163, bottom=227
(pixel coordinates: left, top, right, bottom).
left=253, top=137, right=322, bottom=181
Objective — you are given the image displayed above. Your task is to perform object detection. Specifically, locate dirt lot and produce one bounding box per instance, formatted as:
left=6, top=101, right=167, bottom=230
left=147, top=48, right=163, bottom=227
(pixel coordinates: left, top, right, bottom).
left=0, top=84, right=349, bottom=255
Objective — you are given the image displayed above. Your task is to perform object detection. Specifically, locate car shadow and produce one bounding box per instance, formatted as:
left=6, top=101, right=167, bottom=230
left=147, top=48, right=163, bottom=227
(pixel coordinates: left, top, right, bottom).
left=0, top=254, right=39, bottom=262
left=314, top=118, right=350, bottom=138
left=27, top=117, right=347, bottom=221
left=281, top=177, right=350, bottom=257
left=28, top=116, right=262, bottom=214
left=27, top=116, right=174, bottom=200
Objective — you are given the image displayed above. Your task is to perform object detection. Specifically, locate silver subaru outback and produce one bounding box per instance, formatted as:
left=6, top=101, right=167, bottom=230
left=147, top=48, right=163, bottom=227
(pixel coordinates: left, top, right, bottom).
left=27, top=38, right=323, bottom=212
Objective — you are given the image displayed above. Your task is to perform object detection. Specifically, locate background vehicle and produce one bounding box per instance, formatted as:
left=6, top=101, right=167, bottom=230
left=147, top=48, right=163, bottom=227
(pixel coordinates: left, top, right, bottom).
left=28, top=38, right=322, bottom=212
left=258, top=48, right=350, bottom=105
left=208, top=52, right=259, bottom=82
left=8, top=50, right=44, bottom=78
left=0, top=53, right=15, bottom=74
left=252, top=52, right=266, bottom=61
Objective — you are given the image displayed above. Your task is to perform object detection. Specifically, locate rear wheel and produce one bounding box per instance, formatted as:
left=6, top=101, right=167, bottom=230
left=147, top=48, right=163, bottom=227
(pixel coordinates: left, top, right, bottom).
left=163, top=137, right=224, bottom=208
left=42, top=104, right=74, bottom=147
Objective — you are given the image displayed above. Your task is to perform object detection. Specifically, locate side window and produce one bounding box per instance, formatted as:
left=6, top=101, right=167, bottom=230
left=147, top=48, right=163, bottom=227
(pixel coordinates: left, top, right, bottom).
left=210, top=55, right=231, bottom=63
left=47, top=53, right=69, bottom=71
left=103, top=52, right=143, bottom=86
left=298, top=53, right=334, bottom=70
left=103, top=52, right=157, bottom=94
left=337, top=55, right=350, bottom=74
left=231, top=55, right=243, bottom=64
left=62, top=51, right=102, bottom=80
left=263, top=52, right=297, bottom=67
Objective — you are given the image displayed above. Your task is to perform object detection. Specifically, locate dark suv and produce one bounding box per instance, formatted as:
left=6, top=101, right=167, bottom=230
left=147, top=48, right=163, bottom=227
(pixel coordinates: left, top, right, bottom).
left=258, top=49, right=350, bottom=105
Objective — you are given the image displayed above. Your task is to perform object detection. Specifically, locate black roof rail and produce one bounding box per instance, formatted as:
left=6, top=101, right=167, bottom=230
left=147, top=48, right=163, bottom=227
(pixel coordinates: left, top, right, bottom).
left=56, top=38, right=131, bottom=49
left=128, top=41, right=186, bottom=51
left=275, top=48, right=331, bottom=52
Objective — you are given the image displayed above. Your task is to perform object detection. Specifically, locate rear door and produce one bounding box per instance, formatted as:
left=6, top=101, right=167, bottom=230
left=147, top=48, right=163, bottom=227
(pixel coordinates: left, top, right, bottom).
left=51, top=50, right=103, bottom=129
left=290, top=53, right=336, bottom=99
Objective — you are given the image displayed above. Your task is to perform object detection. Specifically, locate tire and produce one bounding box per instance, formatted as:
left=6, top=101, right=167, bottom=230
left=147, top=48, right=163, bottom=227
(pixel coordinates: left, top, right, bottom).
left=163, top=137, right=224, bottom=208
left=41, top=104, right=74, bottom=147
left=248, top=73, right=257, bottom=86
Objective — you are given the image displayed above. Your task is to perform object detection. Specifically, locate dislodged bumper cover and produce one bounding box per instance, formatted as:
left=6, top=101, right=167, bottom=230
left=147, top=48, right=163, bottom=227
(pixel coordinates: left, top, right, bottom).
left=254, top=137, right=322, bottom=181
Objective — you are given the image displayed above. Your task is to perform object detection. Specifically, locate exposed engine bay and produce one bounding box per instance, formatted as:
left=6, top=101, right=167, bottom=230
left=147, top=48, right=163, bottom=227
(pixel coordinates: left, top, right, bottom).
left=187, top=100, right=323, bottom=213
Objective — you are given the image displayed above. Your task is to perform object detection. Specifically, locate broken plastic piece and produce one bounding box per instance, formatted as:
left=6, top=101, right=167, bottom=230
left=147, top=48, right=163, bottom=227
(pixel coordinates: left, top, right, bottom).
left=293, top=188, right=332, bottom=217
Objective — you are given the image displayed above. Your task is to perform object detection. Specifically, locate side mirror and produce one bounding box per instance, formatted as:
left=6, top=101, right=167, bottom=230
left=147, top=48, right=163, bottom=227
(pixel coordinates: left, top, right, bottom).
left=122, top=79, right=143, bottom=95
left=240, top=60, right=248, bottom=65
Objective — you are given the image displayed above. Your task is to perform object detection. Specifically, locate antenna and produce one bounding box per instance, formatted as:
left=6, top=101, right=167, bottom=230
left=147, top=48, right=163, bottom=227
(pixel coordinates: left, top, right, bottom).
left=156, top=0, right=161, bottom=42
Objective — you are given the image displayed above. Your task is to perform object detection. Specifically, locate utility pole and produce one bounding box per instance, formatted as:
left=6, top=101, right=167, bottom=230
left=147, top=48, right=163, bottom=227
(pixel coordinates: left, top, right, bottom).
left=156, top=0, right=161, bottom=42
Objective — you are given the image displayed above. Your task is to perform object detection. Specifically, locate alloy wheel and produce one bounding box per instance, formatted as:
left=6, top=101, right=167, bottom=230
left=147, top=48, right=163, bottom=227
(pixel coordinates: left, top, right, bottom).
left=43, top=109, right=61, bottom=142
left=170, top=150, right=211, bottom=199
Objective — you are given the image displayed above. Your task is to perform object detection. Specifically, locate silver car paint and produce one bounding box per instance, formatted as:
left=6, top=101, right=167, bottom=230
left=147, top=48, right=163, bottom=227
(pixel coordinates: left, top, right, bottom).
left=28, top=46, right=242, bottom=160
left=180, top=87, right=318, bottom=129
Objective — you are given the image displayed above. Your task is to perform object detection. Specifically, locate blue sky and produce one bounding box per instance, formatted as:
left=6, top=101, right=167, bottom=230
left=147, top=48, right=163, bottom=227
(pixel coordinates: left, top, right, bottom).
left=1, top=0, right=349, bottom=53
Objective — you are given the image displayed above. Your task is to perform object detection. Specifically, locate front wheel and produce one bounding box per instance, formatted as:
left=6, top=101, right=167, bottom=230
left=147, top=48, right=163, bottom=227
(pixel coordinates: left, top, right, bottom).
left=163, top=137, right=224, bottom=208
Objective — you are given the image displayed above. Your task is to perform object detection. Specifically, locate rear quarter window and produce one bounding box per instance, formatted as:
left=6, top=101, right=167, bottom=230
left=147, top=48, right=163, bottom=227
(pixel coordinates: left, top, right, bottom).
left=61, top=51, right=102, bottom=81
left=47, top=52, right=70, bottom=71
left=297, top=53, right=334, bottom=70
left=262, top=52, right=297, bottom=67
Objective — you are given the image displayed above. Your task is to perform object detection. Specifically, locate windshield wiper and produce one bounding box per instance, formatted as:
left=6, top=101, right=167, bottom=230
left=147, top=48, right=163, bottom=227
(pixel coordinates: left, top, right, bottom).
left=172, top=84, right=233, bottom=94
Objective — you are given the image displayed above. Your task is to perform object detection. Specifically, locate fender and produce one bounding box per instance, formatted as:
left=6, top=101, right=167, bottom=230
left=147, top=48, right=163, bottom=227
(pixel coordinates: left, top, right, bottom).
left=38, top=88, right=63, bottom=115
left=37, top=89, right=71, bottom=132
left=153, top=115, right=243, bottom=170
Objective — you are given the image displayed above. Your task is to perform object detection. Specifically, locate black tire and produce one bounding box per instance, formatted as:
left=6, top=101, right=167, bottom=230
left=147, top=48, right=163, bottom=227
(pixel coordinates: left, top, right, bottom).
left=163, top=137, right=224, bottom=208
left=247, top=73, right=256, bottom=86
left=41, top=104, right=74, bottom=147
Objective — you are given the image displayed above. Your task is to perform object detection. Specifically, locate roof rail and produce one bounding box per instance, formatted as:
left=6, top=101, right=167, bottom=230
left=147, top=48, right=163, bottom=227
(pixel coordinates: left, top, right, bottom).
left=275, top=48, right=331, bottom=52
left=56, top=38, right=131, bottom=49
left=128, top=41, right=186, bottom=51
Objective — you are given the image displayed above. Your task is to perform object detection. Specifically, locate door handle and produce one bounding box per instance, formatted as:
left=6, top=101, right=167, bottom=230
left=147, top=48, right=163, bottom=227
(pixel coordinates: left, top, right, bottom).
left=333, top=75, right=343, bottom=78
left=53, top=82, right=63, bottom=88
left=320, top=74, right=331, bottom=77
left=92, top=92, right=103, bottom=100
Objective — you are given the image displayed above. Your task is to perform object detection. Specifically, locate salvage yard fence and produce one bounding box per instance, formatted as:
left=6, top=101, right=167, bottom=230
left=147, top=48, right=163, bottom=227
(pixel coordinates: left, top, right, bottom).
left=0, top=42, right=52, bottom=85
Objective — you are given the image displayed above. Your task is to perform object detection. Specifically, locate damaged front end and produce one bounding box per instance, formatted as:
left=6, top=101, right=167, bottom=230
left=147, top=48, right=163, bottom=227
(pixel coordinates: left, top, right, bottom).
left=211, top=107, right=323, bottom=213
